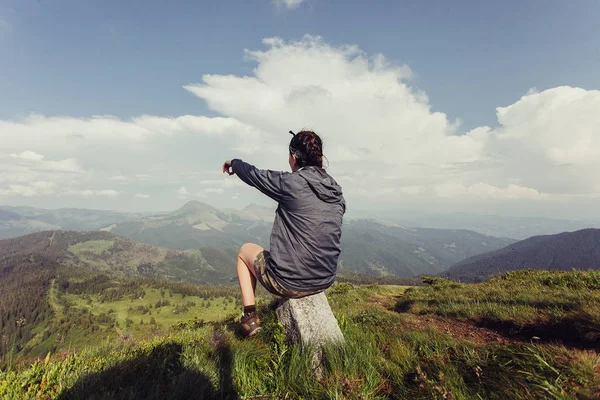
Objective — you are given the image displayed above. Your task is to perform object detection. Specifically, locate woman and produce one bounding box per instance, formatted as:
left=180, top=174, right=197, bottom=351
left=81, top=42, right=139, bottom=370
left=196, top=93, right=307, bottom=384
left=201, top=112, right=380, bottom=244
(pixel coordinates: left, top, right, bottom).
left=222, top=130, right=346, bottom=337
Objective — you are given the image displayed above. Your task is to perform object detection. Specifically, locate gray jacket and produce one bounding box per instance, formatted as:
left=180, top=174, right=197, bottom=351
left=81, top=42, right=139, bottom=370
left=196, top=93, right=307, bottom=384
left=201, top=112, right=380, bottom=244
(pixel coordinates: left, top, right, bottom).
left=232, top=159, right=346, bottom=292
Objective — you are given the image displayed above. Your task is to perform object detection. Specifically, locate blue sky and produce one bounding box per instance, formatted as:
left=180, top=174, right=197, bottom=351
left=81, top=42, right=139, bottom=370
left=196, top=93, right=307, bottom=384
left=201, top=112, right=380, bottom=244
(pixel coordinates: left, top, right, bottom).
left=1, top=0, right=600, bottom=218
left=3, top=0, right=599, bottom=130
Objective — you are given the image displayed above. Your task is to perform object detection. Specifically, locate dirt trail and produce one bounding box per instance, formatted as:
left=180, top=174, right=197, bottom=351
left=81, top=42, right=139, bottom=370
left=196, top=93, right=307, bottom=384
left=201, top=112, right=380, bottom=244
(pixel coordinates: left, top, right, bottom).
left=402, top=314, right=518, bottom=345
left=370, top=293, right=518, bottom=346
left=48, top=231, right=56, bottom=247
left=48, top=278, right=63, bottom=319
left=21, top=279, right=63, bottom=352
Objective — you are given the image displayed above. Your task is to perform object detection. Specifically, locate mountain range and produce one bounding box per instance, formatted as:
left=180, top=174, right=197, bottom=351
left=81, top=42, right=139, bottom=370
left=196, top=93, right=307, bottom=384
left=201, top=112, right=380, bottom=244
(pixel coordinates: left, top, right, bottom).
left=0, top=201, right=517, bottom=278
left=0, top=205, right=146, bottom=239
left=104, top=201, right=273, bottom=250
left=1, top=201, right=600, bottom=283
left=398, top=213, right=600, bottom=240
left=443, top=228, right=600, bottom=282
left=338, top=219, right=515, bottom=277
left=101, top=201, right=516, bottom=278
left=351, top=209, right=600, bottom=240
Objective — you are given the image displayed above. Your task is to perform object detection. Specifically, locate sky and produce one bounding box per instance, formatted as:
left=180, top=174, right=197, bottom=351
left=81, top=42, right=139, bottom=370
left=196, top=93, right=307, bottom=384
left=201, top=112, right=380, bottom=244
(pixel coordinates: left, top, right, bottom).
left=1, top=0, right=600, bottom=219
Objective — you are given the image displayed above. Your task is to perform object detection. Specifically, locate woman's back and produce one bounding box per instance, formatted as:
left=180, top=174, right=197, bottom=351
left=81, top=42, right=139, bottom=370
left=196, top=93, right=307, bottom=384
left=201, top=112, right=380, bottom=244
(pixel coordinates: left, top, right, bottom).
left=230, top=160, right=345, bottom=291
left=269, top=165, right=345, bottom=291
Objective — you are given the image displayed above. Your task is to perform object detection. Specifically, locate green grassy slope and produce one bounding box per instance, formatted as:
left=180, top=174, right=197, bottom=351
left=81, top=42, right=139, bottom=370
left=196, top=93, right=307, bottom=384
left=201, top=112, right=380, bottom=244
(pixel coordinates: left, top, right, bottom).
left=1, top=265, right=245, bottom=362
left=0, top=230, right=234, bottom=285
left=2, top=271, right=600, bottom=399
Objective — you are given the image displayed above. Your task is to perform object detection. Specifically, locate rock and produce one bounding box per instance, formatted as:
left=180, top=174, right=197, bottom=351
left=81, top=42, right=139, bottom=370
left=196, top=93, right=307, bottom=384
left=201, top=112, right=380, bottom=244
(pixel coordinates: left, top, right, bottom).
left=275, top=291, right=344, bottom=376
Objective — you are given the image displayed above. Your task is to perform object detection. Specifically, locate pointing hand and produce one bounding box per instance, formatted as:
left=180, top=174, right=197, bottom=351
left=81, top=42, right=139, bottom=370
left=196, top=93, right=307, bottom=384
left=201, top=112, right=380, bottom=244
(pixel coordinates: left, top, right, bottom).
left=222, top=160, right=234, bottom=176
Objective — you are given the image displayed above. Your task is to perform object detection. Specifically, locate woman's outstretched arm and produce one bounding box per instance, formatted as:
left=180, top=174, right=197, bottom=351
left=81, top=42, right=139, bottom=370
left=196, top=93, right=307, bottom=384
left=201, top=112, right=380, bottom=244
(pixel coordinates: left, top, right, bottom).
left=224, top=159, right=288, bottom=203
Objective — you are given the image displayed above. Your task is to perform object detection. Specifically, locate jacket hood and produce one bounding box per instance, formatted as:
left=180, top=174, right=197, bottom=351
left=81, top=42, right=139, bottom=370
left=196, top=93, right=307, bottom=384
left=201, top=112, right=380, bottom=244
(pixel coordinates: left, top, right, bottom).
left=297, top=167, right=344, bottom=204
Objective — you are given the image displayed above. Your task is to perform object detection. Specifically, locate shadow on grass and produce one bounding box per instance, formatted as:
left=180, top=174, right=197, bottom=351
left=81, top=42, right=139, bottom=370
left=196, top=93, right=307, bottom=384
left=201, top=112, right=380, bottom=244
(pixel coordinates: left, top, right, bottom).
left=58, top=338, right=240, bottom=400
left=395, top=299, right=600, bottom=349
left=476, top=313, right=600, bottom=350
left=394, top=299, right=414, bottom=313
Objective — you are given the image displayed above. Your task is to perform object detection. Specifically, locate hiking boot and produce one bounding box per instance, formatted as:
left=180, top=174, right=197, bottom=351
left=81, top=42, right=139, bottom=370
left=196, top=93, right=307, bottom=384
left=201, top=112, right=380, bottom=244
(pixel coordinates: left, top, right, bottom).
left=241, top=312, right=261, bottom=337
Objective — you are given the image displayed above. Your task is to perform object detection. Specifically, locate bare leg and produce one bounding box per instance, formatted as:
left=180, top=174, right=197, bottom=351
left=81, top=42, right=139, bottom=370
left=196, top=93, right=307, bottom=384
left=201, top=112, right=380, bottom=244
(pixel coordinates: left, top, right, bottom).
left=237, top=243, right=264, bottom=307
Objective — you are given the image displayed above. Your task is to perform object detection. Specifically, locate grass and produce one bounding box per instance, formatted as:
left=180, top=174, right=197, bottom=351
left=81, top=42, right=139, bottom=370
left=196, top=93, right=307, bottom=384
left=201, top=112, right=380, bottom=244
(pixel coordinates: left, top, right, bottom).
left=21, top=287, right=241, bottom=358
left=7, top=272, right=244, bottom=361
left=1, top=273, right=600, bottom=399
left=398, top=270, right=600, bottom=347
left=64, top=287, right=239, bottom=332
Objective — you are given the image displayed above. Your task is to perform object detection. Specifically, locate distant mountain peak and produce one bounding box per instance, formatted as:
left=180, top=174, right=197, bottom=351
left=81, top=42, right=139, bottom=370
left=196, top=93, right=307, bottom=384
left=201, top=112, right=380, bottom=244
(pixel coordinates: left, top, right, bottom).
left=172, top=201, right=219, bottom=215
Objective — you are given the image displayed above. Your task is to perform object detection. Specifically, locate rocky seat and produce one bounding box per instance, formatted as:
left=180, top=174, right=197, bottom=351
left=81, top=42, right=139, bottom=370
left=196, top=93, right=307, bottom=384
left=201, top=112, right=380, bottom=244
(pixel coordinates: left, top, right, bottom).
left=275, top=291, right=344, bottom=375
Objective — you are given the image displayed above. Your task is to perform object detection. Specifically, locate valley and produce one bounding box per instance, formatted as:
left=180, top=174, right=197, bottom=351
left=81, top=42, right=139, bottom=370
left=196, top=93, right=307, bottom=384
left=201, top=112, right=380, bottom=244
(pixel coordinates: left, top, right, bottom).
left=1, top=203, right=600, bottom=398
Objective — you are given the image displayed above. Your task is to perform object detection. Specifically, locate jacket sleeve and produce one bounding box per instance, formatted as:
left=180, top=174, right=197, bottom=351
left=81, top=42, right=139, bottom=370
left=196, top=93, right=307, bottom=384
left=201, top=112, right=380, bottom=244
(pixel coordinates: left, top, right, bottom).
left=231, top=159, right=288, bottom=203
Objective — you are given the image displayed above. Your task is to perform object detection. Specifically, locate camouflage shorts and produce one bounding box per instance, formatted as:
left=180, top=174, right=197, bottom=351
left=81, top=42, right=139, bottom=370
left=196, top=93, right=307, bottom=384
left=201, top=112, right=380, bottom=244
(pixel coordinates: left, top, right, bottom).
left=254, top=251, right=322, bottom=299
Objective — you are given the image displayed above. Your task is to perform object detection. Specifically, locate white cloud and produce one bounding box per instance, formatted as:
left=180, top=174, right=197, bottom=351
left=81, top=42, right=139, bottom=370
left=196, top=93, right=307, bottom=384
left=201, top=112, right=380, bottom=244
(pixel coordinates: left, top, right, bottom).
left=96, top=190, right=119, bottom=197
left=111, top=175, right=129, bottom=182
left=273, top=0, right=305, bottom=9
left=10, top=151, right=45, bottom=161
left=435, top=183, right=544, bottom=200
left=1, top=36, right=599, bottom=218
left=8, top=151, right=83, bottom=173
left=0, top=114, right=251, bottom=152
left=184, top=36, right=471, bottom=172
left=42, top=158, right=83, bottom=173
left=61, top=189, right=119, bottom=198
left=0, top=181, right=56, bottom=197
left=199, top=178, right=243, bottom=189
left=468, top=86, right=600, bottom=196
left=134, top=193, right=150, bottom=199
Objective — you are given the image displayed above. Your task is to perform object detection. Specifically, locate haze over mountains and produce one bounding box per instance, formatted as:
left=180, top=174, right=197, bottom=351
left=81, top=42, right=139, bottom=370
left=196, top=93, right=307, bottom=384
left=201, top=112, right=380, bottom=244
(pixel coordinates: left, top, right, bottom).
left=397, top=214, right=600, bottom=241
left=0, top=201, right=517, bottom=278
left=0, top=206, right=146, bottom=240
left=3, top=201, right=600, bottom=280
left=105, top=201, right=273, bottom=250
left=348, top=209, right=600, bottom=240
left=338, top=220, right=514, bottom=277
left=4, top=202, right=597, bottom=242
left=100, top=201, right=516, bottom=278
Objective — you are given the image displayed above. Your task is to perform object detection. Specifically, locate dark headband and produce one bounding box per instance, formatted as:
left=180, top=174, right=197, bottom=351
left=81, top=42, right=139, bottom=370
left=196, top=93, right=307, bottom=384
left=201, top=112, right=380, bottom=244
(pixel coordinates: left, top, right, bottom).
left=288, top=130, right=305, bottom=159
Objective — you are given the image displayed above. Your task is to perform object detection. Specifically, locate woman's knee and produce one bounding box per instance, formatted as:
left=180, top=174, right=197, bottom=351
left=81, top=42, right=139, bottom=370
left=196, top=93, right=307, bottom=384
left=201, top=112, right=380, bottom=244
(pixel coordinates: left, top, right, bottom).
left=238, top=243, right=262, bottom=263
left=239, top=243, right=254, bottom=254
left=239, top=243, right=261, bottom=255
